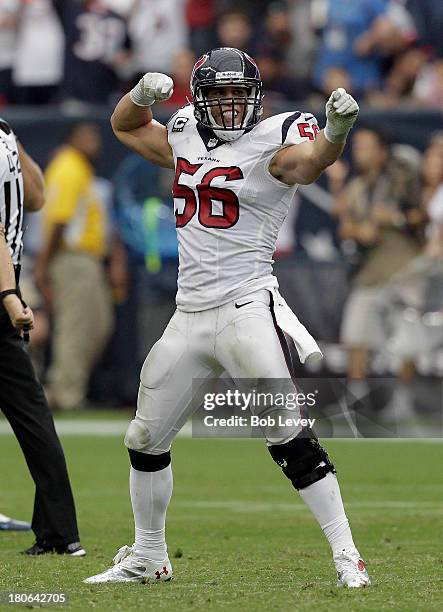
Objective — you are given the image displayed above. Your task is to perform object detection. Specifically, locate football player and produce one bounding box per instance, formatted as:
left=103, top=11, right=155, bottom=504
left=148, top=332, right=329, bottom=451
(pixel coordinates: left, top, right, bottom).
left=85, top=47, right=369, bottom=588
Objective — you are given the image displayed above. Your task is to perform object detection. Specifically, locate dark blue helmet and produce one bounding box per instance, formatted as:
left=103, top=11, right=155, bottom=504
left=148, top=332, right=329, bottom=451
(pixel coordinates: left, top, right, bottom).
left=190, top=47, right=263, bottom=141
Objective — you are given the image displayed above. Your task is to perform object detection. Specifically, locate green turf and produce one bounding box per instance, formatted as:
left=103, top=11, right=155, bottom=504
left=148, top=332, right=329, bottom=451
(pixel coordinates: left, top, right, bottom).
left=0, top=433, right=442, bottom=611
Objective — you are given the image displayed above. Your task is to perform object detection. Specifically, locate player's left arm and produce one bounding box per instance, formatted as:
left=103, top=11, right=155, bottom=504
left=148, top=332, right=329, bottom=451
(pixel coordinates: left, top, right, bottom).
left=269, top=89, right=359, bottom=186
left=17, top=141, right=46, bottom=212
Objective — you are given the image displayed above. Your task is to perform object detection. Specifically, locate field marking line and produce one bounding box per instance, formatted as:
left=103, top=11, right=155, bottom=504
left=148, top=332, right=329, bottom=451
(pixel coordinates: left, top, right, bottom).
left=173, top=500, right=443, bottom=513
left=0, top=418, right=442, bottom=440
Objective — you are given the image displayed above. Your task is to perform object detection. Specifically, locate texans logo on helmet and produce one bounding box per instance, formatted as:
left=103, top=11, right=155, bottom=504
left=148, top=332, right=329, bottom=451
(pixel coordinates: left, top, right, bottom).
left=191, top=54, right=208, bottom=80
left=244, top=53, right=258, bottom=69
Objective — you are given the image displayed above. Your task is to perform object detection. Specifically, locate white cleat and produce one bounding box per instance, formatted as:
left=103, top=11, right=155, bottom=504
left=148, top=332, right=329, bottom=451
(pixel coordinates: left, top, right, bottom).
left=83, top=545, right=173, bottom=584
left=334, top=547, right=371, bottom=588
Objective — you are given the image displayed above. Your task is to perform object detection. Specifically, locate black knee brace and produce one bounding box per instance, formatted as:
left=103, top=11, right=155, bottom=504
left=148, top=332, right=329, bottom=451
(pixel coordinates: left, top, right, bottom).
left=128, top=448, right=171, bottom=472
left=268, top=428, right=335, bottom=490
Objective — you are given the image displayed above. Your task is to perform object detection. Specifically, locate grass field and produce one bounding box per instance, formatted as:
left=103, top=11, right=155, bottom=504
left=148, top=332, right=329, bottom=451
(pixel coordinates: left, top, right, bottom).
left=0, top=422, right=442, bottom=611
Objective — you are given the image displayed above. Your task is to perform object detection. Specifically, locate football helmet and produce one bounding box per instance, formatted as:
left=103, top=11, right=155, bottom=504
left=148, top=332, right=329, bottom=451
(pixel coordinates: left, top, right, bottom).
left=190, top=47, right=263, bottom=142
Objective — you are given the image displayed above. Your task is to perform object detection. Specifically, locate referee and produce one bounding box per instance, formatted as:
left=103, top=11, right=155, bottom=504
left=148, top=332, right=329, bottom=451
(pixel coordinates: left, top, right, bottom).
left=0, top=118, right=85, bottom=556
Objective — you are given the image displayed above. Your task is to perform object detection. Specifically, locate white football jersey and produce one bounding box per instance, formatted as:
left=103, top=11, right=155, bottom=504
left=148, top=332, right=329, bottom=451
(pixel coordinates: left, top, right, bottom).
left=167, top=104, right=319, bottom=312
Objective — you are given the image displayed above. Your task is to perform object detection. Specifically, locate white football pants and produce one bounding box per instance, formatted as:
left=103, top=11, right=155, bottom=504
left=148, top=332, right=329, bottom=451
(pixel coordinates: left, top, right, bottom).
left=124, top=289, right=302, bottom=454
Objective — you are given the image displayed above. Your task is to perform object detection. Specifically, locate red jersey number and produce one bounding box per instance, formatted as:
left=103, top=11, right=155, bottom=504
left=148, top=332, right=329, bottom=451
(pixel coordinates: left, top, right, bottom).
left=297, top=122, right=319, bottom=141
left=173, top=159, right=200, bottom=228
left=173, top=158, right=243, bottom=229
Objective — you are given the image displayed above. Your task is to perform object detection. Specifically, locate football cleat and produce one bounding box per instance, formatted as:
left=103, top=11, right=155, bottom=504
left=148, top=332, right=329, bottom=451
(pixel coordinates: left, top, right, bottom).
left=55, top=542, right=86, bottom=556
left=83, top=545, right=173, bottom=584
left=23, top=541, right=86, bottom=556
left=0, top=513, right=31, bottom=531
left=334, top=547, right=371, bottom=588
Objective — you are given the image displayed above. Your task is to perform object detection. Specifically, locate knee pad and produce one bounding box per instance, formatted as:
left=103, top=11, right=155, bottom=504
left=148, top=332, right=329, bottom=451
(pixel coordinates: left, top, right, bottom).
left=124, top=419, right=151, bottom=452
left=128, top=448, right=171, bottom=472
left=268, top=428, right=335, bottom=490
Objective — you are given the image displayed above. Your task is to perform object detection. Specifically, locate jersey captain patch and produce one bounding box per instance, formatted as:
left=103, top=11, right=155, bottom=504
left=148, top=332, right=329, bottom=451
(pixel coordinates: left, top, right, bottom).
left=171, top=117, right=189, bottom=133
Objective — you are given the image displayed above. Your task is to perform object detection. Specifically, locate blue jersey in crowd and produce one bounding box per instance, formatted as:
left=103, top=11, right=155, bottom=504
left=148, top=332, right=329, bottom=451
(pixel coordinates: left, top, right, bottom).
left=314, top=0, right=387, bottom=96
left=53, top=0, right=129, bottom=104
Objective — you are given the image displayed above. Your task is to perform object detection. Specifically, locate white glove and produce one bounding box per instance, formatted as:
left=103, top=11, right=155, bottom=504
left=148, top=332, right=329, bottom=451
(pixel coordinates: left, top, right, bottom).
left=130, top=72, right=174, bottom=107
left=324, top=88, right=359, bottom=143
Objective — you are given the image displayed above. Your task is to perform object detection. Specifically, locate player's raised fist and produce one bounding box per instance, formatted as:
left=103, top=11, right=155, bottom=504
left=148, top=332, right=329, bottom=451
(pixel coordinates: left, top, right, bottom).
left=326, top=88, right=359, bottom=118
left=324, top=88, right=359, bottom=143
left=130, top=73, right=174, bottom=107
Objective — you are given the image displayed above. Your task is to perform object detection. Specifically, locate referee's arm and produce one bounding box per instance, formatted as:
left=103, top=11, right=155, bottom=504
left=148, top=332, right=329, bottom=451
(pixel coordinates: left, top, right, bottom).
left=0, top=225, right=34, bottom=330
left=0, top=225, right=16, bottom=292
left=17, top=141, right=45, bottom=212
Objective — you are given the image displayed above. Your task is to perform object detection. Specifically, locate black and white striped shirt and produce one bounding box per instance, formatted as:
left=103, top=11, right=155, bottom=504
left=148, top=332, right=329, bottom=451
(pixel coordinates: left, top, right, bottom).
left=0, top=119, right=24, bottom=266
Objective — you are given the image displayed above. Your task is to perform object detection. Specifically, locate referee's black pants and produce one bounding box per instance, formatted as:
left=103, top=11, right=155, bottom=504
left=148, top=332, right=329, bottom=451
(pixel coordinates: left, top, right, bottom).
left=0, top=328, right=80, bottom=547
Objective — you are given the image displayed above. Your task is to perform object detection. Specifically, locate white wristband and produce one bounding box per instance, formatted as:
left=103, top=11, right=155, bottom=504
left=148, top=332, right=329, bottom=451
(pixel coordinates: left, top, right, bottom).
left=324, top=120, right=350, bottom=144
left=129, top=80, right=155, bottom=107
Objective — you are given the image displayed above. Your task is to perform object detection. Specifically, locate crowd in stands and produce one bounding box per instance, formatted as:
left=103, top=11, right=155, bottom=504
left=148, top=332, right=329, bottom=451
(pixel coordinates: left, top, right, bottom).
left=0, top=0, right=443, bottom=111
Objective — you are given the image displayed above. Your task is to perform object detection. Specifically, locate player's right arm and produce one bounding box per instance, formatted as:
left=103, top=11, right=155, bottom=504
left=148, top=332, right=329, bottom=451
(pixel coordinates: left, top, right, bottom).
left=111, top=73, right=175, bottom=169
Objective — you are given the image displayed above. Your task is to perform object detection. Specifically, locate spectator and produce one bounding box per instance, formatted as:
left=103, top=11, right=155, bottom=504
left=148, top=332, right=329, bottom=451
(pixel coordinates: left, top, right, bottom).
left=53, top=0, right=131, bottom=106
left=185, top=0, right=216, bottom=58
left=286, top=0, right=317, bottom=79
left=0, top=0, right=19, bottom=106
left=295, top=159, right=349, bottom=264
left=18, top=253, right=50, bottom=378
left=366, top=0, right=416, bottom=57
left=12, top=0, right=64, bottom=105
left=320, top=66, right=353, bottom=98
left=428, top=131, right=443, bottom=158
left=163, top=48, right=195, bottom=108
left=335, top=126, right=424, bottom=393
left=215, top=10, right=256, bottom=55
left=255, top=45, right=310, bottom=103
left=216, top=0, right=274, bottom=14
left=313, top=0, right=392, bottom=98
left=367, top=45, right=428, bottom=108
left=128, top=0, right=187, bottom=78
left=421, top=148, right=443, bottom=259
left=19, top=206, right=50, bottom=377
left=35, top=123, right=117, bottom=411
left=378, top=144, right=443, bottom=422
left=413, top=59, right=443, bottom=111
left=262, top=1, right=292, bottom=56
left=406, top=0, right=443, bottom=58
left=112, top=153, right=178, bottom=388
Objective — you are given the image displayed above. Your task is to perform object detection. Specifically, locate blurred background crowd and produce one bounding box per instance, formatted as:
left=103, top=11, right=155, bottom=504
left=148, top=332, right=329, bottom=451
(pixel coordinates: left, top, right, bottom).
left=1, top=0, right=443, bottom=432
left=1, top=0, right=443, bottom=110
